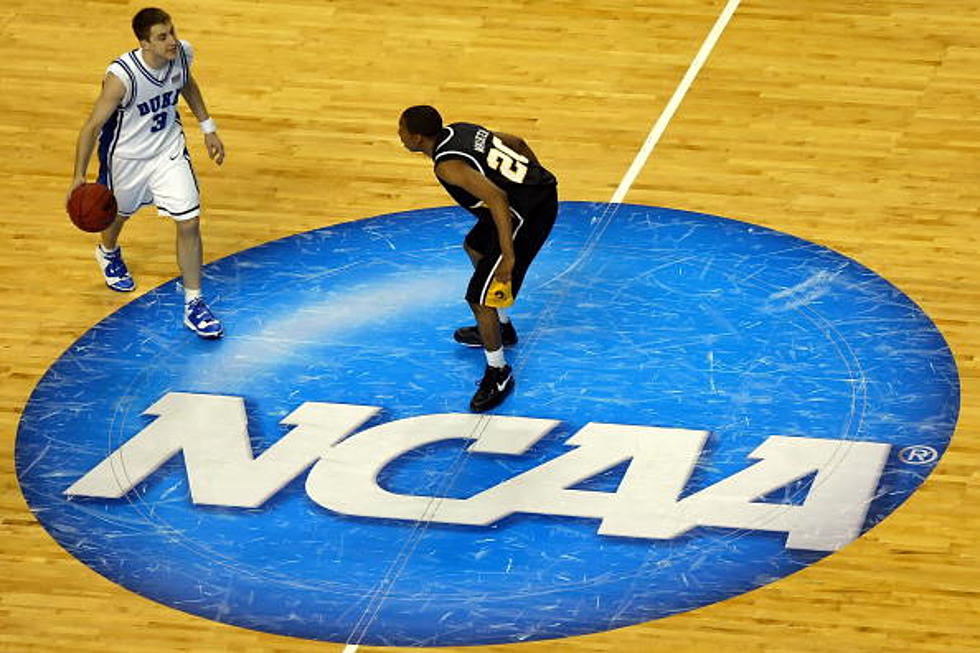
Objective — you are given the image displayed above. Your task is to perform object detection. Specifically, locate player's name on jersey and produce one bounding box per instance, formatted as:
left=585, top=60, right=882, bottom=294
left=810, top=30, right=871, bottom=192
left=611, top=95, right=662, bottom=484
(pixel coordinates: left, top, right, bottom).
left=473, top=127, right=489, bottom=153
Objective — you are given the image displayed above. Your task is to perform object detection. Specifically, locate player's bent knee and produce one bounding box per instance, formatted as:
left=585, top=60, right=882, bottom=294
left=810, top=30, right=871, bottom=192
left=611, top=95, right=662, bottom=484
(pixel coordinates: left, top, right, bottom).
left=464, top=243, right=483, bottom=263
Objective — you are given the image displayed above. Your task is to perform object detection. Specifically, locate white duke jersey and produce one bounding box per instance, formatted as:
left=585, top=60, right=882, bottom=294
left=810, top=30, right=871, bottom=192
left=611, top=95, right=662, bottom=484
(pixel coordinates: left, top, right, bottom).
left=99, top=40, right=194, bottom=160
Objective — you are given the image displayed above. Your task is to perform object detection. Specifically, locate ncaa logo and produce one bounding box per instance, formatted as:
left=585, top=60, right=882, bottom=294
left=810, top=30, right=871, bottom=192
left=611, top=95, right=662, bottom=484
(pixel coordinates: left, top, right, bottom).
left=16, top=203, right=959, bottom=646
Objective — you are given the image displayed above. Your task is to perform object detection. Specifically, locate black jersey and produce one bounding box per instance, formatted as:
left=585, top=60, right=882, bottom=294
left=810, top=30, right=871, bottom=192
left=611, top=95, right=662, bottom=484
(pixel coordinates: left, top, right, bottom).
left=433, top=122, right=557, bottom=218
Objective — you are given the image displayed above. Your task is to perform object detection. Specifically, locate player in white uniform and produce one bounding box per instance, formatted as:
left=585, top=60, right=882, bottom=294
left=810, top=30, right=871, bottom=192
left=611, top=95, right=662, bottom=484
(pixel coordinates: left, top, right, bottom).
left=68, top=7, right=225, bottom=338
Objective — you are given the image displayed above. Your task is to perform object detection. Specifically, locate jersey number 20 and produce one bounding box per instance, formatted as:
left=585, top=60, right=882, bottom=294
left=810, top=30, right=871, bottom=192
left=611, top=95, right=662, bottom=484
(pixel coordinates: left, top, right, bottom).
left=487, top=137, right=528, bottom=183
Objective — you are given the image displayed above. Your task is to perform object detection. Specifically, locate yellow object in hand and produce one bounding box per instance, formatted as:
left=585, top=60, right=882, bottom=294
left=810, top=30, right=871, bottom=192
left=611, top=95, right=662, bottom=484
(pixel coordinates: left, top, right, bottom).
left=485, top=280, right=514, bottom=308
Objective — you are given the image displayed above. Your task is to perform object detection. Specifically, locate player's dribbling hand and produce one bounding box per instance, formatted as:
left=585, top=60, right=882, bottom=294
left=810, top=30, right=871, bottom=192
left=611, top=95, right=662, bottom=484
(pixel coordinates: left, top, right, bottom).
left=205, top=133, right=225, bottom=165
left=66, top=177, right=85, bottom=207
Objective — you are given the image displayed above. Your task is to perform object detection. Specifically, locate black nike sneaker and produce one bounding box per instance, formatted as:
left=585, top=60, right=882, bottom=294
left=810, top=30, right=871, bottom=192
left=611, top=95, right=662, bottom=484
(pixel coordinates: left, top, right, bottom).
left=470, top=365, right=515, bottom=412
left=453, top=322, right=519, bottom=347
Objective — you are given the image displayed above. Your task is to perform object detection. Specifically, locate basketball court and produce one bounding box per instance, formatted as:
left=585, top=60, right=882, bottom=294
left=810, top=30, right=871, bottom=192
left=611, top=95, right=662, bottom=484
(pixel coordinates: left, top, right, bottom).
left=2, top=1, right=977, bottom=652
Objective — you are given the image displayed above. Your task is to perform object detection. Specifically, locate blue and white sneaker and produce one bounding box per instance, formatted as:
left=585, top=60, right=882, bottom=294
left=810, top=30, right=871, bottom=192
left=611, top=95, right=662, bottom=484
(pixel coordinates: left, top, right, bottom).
left=95, top=245, right=135, bottom=292
left=183, top=297, right=223, bottom=339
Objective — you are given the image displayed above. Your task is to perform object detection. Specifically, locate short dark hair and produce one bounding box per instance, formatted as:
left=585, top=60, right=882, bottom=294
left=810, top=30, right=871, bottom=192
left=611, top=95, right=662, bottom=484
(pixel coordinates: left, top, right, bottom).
left=132, top=7, right=172, bottom=41
left=401, top=105, right=443, bottom=138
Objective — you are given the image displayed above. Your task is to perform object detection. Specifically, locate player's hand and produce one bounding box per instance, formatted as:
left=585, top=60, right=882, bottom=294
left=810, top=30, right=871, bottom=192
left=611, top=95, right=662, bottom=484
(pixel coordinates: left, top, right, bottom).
left=204, top=132, right=225, bottom=165
left=66, top=176, right=85, bottom=207
left=494, top=256, right=515, bottom=284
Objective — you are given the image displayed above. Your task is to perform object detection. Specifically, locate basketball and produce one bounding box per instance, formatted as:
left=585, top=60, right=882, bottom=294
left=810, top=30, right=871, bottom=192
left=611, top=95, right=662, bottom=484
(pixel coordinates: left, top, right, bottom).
left=67, top=183, right=117, bottom=232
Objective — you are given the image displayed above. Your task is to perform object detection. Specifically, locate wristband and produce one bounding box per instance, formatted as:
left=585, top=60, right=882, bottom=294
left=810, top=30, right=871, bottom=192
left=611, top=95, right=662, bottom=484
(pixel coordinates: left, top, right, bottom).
left=199, top=118, right=217, bottom=134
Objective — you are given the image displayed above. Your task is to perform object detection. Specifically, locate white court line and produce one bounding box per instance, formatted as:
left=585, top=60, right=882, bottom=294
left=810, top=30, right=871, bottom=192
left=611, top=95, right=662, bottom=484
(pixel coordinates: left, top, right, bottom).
left=341, top=3, right=741, bottom=652
left=610, top=0, right=741, bottom=203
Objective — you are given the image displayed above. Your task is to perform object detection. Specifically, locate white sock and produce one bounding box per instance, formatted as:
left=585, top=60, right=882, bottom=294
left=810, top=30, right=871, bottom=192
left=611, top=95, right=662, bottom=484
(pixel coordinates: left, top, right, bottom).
left=99, top=244, right=119, bottom=254
left=497, top=308, right=511, bottom=324
left=184, top=287, right=202, bottom=305
left=485, top=347, right=507, bottom=368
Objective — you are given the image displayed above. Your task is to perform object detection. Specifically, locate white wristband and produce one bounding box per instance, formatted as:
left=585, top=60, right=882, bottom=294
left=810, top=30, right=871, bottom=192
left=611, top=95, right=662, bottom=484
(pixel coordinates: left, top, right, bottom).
left=199, top=118, right=217, bottom=134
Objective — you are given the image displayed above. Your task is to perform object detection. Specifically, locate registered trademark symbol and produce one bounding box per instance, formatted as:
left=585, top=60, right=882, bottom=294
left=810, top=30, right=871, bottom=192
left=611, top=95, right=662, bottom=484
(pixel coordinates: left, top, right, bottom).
left=898, top=445, right=939, bottom=465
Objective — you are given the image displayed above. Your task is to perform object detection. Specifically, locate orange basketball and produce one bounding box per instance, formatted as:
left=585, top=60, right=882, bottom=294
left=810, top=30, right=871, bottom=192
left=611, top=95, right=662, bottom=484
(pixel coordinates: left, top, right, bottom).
left=67, top=183, right=117, bottom=233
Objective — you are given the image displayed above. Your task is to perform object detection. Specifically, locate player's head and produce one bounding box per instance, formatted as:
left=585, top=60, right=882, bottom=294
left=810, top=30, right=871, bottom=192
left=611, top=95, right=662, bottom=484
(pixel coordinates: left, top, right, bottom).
left=399, top=105, right=443, bottom=153
left=133, top=8, right=178, bottom=63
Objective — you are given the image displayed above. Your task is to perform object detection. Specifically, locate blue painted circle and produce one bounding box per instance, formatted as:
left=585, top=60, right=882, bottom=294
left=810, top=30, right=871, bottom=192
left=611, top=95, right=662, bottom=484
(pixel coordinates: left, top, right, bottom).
left=16, top=203, right=959, bottom=645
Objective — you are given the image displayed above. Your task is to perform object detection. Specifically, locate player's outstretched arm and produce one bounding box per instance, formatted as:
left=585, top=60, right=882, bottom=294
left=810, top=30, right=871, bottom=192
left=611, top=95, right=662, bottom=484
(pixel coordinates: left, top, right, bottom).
left=182, top=73, right=225, bottom=165
left=68, top=74, right=126, bottom=203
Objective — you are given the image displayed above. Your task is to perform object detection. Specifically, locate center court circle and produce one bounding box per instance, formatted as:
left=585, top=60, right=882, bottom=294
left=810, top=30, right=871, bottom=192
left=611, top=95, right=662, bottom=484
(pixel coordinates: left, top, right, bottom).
left=16, top=202, right=959, bottom=646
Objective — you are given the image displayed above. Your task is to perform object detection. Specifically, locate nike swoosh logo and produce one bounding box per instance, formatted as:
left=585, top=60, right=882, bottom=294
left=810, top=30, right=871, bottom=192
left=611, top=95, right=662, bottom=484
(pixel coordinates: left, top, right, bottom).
left=496, top=376, right=512, bottom=392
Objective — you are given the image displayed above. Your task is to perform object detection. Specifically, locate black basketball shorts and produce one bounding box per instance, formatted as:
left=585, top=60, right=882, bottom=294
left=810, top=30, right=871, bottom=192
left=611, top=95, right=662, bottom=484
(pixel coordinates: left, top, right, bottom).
left=464, top=186, right=558, bottom=305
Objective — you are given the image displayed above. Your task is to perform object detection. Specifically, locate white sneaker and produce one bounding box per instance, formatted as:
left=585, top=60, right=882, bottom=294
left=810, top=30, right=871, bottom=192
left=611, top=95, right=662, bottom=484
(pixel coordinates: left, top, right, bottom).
left=94, top=245, right=135, bottom=292
left=183, top=297, right=223, bottom=339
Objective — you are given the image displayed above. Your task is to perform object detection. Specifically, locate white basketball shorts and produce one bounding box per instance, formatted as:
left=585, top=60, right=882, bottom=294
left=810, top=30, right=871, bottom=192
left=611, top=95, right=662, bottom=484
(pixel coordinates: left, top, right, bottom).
left=103, top=139, right=201, bottom=221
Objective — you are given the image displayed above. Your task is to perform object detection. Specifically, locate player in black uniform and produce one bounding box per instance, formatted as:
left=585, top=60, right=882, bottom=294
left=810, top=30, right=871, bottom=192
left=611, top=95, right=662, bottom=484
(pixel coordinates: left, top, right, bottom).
left=399, top=105, right=558, bottom=412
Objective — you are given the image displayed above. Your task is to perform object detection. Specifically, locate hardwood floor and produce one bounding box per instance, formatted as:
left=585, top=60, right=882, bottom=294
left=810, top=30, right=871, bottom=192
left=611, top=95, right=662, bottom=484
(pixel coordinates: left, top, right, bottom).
left=1, top=1, right=976, bottom=651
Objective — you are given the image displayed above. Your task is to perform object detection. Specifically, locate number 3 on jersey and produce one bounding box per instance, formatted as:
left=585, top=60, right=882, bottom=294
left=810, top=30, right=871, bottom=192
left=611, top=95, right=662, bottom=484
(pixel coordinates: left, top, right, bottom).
left=150, top=112, right=168, bottom=133
left=487, top=136, right=528, bottom=183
